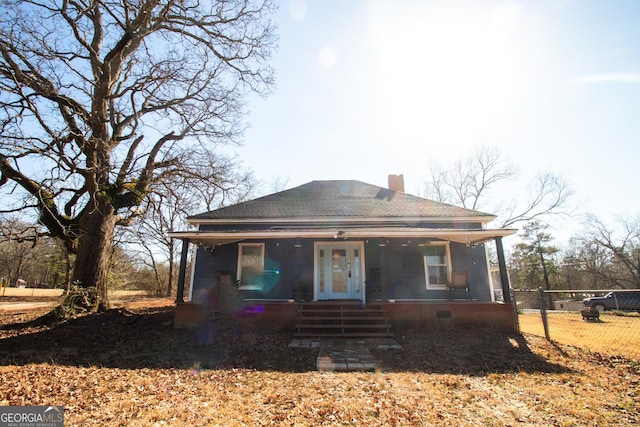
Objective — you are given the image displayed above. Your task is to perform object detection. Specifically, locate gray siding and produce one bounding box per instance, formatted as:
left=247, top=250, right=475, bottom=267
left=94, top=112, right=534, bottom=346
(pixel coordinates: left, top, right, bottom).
left=449, top=243, right=491, bottom=300
left=190, top=238, right=492, bottom=303
left=191, top=239, right=315, bottom=302
left=371, top=242, right=488, bottom=300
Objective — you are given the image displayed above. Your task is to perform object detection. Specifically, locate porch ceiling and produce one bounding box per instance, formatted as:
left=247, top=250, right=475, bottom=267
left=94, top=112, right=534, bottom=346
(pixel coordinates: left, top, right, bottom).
left=169, top=227, right=516, bottom=247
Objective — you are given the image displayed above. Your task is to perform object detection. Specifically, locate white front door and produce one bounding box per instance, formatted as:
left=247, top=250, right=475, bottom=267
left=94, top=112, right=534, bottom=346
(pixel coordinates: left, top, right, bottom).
left=315, top=242, right=365, bottom=301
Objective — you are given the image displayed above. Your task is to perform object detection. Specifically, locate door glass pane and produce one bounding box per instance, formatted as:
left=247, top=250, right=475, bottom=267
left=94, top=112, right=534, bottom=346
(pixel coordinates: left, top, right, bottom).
left=353, top=249, right=361, bottom=292
left=331, top=249, right=347, bottom=293
left=319, top=249, right=325, bottom=292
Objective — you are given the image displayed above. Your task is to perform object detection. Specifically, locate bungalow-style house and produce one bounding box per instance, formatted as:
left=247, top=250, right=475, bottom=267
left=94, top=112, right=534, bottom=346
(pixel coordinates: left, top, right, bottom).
left=170, top=176, right=517, bottom=334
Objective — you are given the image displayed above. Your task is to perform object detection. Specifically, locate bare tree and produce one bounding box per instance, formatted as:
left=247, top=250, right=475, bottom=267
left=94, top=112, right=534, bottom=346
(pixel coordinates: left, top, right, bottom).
left=498, top=172, right=574, bottom=228
left=423, top=146, right=517, bottom=211
left=559, top=239, right=606, bottom=290
left=422, top=145, right=573, bottom=227
left=187, top=153, right=257, bottom=212
left=121, top=152, right=257, bottom=297
left=0, top=0, right=276, bottom=310
left=574, top=215, right=640, bottom=289
left=267, top=175, right=291, bottom=193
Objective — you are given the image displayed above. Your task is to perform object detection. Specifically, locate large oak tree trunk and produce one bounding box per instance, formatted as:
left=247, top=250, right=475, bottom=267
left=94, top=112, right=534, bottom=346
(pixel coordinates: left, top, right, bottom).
left=70, top=200, right=118, bottom=311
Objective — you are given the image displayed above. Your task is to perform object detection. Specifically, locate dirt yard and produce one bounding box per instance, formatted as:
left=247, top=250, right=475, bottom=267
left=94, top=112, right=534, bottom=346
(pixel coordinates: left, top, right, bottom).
left=0, top=298, right=638, bottom=426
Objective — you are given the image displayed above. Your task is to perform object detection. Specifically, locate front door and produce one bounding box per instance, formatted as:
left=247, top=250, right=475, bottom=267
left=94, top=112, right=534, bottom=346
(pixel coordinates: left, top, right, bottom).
left=315, top=242, right=365, bottom=301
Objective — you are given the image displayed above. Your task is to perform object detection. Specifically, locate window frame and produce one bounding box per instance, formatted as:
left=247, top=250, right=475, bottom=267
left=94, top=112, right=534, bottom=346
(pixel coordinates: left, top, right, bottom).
left=236, top=243, right=265, bottom=290
left=423, top=242, right=452, bottom=290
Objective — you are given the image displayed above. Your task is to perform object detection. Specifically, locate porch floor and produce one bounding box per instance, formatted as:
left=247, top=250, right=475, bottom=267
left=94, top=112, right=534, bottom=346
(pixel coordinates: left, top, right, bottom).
left=288, top=338, right=402, bottom=372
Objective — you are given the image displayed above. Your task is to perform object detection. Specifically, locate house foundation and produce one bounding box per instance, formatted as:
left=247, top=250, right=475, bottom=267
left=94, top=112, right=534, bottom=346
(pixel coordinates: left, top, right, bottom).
left=174, top=301, right=517, bottom=333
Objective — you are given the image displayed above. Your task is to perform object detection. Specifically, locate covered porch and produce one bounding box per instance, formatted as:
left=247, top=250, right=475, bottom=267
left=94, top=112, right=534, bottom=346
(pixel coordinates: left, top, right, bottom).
left=170, top=227, right=518, bottom=333
left=170, top=228, right=515, bottom=305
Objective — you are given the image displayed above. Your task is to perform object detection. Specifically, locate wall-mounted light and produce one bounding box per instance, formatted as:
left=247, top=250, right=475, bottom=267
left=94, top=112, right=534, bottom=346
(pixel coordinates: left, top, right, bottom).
left=378, top=238, right=387, bottom=247
left=401, top=240, right=411, bottom=247
left=334, top=230, right=345, bottom=239
left=294, top=238, right=302, bottom=248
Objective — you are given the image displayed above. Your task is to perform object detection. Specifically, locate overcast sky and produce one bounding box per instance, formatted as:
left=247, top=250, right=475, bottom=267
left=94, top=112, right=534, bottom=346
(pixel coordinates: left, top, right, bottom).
left=236, top=0, right=640, bottom=243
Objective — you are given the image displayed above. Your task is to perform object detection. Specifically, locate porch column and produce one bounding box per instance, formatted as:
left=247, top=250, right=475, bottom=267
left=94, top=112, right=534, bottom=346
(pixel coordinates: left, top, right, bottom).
left=494, top=236, right=512, bottom=303
left=379, top=240, right=387, bottom=300
left=175, top=238, right=190, bottom=303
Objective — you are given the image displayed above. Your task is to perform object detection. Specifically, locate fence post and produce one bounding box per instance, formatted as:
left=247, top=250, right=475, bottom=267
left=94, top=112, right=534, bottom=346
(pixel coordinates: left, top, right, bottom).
left=537, top=287, right=551, bottom=341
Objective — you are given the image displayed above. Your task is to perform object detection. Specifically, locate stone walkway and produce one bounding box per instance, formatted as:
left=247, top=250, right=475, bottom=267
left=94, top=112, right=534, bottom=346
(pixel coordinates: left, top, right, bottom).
left=288, top=338, right=402, bottom=372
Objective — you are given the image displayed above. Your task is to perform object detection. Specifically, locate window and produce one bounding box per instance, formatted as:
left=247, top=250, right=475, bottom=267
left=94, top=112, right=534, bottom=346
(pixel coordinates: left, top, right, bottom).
left=237, top=243, right=264, bottom=290
left=423, top=243, right=451, bottom=290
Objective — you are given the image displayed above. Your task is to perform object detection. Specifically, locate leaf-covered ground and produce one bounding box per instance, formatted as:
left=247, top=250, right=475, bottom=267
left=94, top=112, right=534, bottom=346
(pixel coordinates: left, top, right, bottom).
left=0, top=298, right=638, bottom=426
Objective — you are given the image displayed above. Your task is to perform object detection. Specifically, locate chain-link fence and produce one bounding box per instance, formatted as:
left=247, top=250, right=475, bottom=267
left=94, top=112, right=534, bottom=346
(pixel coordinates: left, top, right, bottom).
left=514, top=288, right=640, bottom=361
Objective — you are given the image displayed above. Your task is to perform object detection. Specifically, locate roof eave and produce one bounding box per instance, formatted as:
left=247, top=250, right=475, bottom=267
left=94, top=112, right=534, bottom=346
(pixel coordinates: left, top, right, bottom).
left=169, top=227, right=515, bottom=247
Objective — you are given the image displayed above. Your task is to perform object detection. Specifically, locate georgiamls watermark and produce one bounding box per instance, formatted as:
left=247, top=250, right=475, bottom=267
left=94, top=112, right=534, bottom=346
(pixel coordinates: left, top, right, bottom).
left=0, top=406, right=64, bottom=427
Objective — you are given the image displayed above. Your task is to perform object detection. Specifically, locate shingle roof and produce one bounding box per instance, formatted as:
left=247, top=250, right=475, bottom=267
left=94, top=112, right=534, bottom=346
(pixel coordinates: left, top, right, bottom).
left=188, top=180, right=494, bottom=221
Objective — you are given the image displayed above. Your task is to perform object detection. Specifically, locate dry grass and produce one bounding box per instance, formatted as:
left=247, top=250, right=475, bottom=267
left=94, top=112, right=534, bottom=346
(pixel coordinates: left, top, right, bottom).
left=0, top=299, right=638, bottom=426
left=519, top=311, right=640, bottom=360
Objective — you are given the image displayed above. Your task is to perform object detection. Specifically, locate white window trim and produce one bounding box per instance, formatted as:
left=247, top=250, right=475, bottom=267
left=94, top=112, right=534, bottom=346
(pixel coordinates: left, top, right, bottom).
left=423, top=242, right=452, bottom=290
left=237, top=243, right=265, bottom=290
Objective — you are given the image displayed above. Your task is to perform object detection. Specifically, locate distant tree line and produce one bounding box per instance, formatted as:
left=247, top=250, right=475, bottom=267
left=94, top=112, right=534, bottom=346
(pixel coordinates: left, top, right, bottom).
left=508, top=216, right=640, bottom=291
left=0, top=218, right=68, bottom=288
left=0, top=218, right=178, bottom=295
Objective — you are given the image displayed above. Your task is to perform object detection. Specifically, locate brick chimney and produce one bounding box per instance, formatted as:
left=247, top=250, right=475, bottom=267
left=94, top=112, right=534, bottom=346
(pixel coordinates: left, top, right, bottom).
left=388, top=174, right=405, bottom=193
